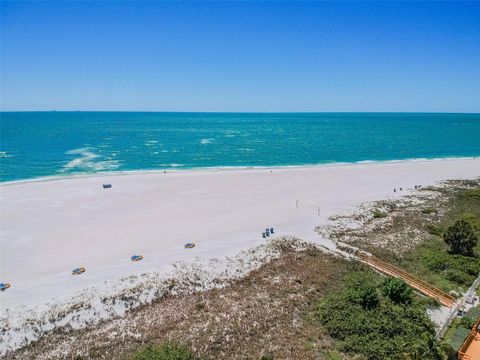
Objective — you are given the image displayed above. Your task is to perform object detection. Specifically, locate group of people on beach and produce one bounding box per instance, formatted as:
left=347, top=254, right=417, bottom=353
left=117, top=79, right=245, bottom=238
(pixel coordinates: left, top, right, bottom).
left=393, top=184, right=422, bottom=193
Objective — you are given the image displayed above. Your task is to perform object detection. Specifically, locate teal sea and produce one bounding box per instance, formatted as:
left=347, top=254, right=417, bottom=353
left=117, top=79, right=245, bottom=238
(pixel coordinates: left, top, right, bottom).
left=1, top=112, right=479, bottom=182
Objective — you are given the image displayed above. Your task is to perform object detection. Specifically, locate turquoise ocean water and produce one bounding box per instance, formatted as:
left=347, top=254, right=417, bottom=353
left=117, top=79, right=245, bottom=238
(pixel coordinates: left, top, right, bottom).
left=1, top=112, right=479, bottom=182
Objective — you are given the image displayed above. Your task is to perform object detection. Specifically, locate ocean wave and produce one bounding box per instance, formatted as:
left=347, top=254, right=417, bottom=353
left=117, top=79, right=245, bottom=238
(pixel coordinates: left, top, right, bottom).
left=1, top=156, right=478, bottom=185
left=61, top=148, right=120, bottom=173
left=200, top=138, right=213, bottom=145
left=0, top=151, right=13, bottom=158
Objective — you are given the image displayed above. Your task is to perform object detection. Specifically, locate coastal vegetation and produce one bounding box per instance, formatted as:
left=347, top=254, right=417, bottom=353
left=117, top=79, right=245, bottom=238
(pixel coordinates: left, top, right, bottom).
left=443, top=219, right=478, bottom=256
left=133, top=342, right=197, bottom=360
left=334, top=181, right=480, bottom=294
left=314, top=270, right=444, bottom=360
left=391, top=184, right=480, bottom=294
left=315, top=181, right=480, bottom=357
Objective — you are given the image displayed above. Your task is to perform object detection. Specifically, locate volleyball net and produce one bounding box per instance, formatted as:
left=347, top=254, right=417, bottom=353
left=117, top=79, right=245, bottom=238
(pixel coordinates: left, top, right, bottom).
left=295, top=199, right=321, bottom=216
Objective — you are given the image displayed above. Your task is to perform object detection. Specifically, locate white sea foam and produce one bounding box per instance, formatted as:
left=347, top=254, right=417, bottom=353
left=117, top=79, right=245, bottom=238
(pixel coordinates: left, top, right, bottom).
left=0, top=151, right=12, bottom=158
left=61, top=148, right=120, bottom=173
left=200, top=138, right=213, bottom=145
left=1, top=157, right=477, bottom=186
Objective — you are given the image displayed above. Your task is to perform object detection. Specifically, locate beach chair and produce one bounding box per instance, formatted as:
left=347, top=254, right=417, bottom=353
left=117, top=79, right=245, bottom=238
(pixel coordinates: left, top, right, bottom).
left=0, top=283, right=11, bottom=291
left=270, top=227, right=274, bottom=234
left=131, top=255, right=144, bottom=262
left=184, top=243, right=196, bottom=249
left=72, top=267, right=85, bottom=275
left=265, top=229, right=270, bottom=236
left=262, top=232, right=266, bottom=238
left=103, top=184, right=112, bottom=189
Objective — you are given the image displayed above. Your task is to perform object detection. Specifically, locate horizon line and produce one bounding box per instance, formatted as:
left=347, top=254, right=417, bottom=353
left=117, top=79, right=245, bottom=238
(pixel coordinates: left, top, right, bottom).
left=1, top=110, right=479, bottom=115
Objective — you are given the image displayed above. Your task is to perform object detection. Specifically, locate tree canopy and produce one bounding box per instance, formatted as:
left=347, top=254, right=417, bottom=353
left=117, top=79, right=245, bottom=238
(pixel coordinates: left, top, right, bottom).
left=443, top=220, right=477, bottom=256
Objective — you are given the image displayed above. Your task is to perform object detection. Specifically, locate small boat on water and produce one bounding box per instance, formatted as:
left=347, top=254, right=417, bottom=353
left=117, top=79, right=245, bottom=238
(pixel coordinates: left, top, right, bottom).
left=0, top=283, right=11, bottom=291
left=184, top=242, right=196, bottom=249
left=72, top=267, right=86, bottom=275
left=131, top=255, right=144, bottom=262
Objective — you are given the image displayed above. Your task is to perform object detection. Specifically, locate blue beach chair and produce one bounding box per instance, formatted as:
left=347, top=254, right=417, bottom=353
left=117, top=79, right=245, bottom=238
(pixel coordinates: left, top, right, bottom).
left=0, top=283, right=11, bottom=291
left=131, top=255, right=144, bottom=262
left=72, top=267, right=85, bottom=275
left=184, top=243, right=196, bottom=249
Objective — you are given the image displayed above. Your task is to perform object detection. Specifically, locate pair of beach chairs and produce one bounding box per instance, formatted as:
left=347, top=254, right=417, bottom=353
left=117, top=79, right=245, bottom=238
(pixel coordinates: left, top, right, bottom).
left=71, top=254, right=144, bottom=275
left=262, top=227, right=275, bottom=238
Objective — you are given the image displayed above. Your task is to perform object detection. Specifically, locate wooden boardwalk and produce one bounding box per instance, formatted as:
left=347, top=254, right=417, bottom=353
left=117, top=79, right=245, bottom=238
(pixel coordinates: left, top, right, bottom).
left=356, top=252, right=456, bottom=308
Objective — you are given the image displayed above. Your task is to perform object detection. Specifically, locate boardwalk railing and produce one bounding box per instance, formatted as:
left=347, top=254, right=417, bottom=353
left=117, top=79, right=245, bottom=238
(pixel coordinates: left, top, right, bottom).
left=356, top=252, right=456, bottom=307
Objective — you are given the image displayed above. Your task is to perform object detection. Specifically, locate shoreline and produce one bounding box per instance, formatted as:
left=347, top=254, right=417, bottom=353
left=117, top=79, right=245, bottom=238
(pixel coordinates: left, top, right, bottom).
left=1, top=155, right=478, bottom=186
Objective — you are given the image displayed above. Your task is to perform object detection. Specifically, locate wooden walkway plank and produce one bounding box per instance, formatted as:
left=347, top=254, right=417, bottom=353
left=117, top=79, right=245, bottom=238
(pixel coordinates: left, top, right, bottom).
left=356, top=253, right=456, bottom=308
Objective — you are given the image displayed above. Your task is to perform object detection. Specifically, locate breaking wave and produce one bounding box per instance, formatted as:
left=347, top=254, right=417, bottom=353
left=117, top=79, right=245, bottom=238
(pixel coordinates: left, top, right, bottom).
left=200, top=138, right=213, bottom=145
left=61, top=148, right=120, bottom=173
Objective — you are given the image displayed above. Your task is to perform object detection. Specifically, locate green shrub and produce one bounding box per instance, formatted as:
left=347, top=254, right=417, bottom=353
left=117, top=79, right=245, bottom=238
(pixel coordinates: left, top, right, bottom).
left=445, top=269, right=471, bottom=285
left=464, top=189, right=480, bottom=199
left=133, top=342, right=197, bottom=360
left=315, top=271, right=437, bottom=360
left=344, top=271, right=380, bottom=309
left=443, top=220, right=478, bottom=256
left=425, top=224, right=442, bottom=237
left=372, top=210, right=387, bottom=219
left=381, top=277, right=412, bottom=304
left=260, top=355, right=274, bottom=360
left=459, top=316, right=475, bottom=330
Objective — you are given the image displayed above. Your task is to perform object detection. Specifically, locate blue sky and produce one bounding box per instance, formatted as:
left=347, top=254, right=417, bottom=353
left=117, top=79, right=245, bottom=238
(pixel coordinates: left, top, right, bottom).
left=1, top=1, right=479, bottom=112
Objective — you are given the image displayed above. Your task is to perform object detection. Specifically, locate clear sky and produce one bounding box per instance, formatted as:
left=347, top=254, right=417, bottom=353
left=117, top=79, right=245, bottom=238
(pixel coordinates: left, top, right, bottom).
left=1, top=1, right=479, bottom=112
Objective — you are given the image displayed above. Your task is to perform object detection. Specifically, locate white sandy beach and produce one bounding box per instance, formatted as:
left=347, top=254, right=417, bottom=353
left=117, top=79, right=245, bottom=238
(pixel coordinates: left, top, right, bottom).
left=1, top=158, right=478, bottom=309
left=0, top=158, right=479, bottom=353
